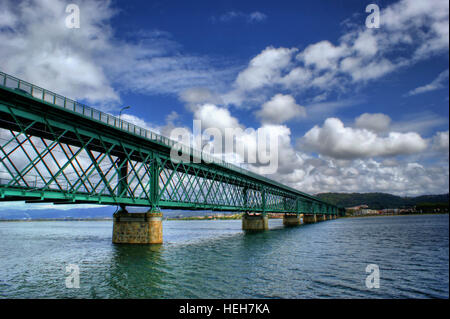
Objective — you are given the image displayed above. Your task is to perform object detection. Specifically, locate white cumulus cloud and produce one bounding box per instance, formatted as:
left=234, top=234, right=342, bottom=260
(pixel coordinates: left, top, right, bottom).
left=234, top=46, right=297, bottom=92
left=226, top=0, right=449, bottom=107
left=256, top=94, right=306, bottom=124
left=300, top=117, right=428, bottom=159
left=431, top=131, right=449, bottom=153
left=0, top=0, right=233, bottom=110
left=355, top=113, right=392, bottom=133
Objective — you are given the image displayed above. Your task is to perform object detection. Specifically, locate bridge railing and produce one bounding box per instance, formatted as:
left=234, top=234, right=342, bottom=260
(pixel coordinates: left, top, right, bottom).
left=0, top=70, right=329, bottom=205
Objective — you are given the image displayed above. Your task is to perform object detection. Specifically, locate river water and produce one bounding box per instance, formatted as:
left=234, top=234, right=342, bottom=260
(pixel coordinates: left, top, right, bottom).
left=0, top=214, right=448, bottom=298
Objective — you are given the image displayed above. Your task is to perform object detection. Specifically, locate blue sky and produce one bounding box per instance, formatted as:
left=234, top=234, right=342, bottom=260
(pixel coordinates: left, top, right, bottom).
left=111, top=0, right=449, bottom=135
left=0, top=0, right=448, bottom=210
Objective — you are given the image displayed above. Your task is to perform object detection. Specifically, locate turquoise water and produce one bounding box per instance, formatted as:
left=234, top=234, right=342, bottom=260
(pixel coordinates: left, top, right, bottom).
left=0, top=214, right=448, bottom=298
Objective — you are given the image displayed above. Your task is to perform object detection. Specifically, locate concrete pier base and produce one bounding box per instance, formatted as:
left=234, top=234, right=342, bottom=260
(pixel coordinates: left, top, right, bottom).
left=316, top=214, right=326, bottom=222
left=112, top=209, right=163, bottom=244
left=283, top=214, right=302, bottom=226
left=242, top=213, right=268, bottom=231
left=303, top=214, right=317, bottom=224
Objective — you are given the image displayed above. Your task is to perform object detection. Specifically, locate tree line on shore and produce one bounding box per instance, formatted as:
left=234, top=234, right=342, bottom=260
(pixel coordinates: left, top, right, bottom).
left=315, top=192, right=449, bottom=210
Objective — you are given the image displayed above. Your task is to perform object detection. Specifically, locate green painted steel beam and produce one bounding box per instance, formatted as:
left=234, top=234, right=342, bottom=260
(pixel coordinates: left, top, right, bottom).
left=0, top=70, right=343, bottom=213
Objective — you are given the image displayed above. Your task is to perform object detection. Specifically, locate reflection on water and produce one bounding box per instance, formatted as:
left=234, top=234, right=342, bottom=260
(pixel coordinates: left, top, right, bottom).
left=0, top=215, right=448, bottom=298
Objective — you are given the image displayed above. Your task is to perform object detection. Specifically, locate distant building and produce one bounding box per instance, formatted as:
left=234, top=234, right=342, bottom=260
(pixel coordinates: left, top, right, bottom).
left=381, top=208, right=399, bottom=214
left=358, top=209, right=380, bottom=215
left=346, top=205, right=368, bottom=211
left=345, top=205, right=381, bottom=216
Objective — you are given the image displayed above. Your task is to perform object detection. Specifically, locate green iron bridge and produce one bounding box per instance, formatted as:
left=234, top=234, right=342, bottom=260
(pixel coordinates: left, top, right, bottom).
left=0, top=70, right=343, bottom=243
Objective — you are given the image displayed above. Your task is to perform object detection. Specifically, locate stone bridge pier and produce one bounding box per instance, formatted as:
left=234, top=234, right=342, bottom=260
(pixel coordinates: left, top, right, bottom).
left=283, top=214, right=303, bottom=226
left=303, top=214, right=317, bottom=224
left=242, top=213, right=269, bottom=231
left=112, top=207, right=163, bottom=244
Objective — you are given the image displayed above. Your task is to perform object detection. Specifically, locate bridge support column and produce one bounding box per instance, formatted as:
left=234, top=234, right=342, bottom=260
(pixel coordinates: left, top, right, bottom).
left=303, top=214, right=317, bottom=224
left=316, top=214, right=326, bottom=222
left=112, top=209, right=163, bottom=244
left=242, top=213, right=268, bottom=231
left=283, top=214, right=302, bottom=226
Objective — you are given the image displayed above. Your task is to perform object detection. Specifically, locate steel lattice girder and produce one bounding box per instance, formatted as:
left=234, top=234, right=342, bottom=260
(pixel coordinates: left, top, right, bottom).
left=0, top=85, right=340, bottom=214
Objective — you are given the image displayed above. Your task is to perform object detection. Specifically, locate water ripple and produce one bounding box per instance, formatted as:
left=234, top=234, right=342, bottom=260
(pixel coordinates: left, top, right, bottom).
left=0, top=215, right=448, bottom=298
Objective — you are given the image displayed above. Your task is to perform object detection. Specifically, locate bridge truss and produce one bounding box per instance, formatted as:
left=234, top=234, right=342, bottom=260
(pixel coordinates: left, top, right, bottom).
left=0, top=71, right=343, bottom=215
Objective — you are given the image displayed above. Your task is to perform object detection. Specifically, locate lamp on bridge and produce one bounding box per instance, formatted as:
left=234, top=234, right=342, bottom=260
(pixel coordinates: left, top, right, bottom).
left=118, top=105, right=131, bottom=130
left=119, top=105, right=131, bottom=120
left=117, top=105, right=131, bottom=214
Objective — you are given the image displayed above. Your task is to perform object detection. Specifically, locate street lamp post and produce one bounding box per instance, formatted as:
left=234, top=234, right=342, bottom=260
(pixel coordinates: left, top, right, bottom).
left=118, top=105, right=130, bottom=129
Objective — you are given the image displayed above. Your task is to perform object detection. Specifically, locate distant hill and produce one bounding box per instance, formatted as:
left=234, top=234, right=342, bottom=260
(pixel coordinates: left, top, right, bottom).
left=315, top=192, right=449, bottom=210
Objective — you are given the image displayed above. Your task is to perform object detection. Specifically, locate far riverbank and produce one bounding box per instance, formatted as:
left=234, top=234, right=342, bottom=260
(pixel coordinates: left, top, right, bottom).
left=0, top=212, right=447, bottom=222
